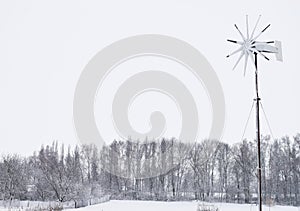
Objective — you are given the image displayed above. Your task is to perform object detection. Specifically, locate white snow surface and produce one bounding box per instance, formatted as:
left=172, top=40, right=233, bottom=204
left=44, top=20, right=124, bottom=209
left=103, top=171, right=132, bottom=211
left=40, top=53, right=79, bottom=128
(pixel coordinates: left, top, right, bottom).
left=67, top=200, right=299, bottom=211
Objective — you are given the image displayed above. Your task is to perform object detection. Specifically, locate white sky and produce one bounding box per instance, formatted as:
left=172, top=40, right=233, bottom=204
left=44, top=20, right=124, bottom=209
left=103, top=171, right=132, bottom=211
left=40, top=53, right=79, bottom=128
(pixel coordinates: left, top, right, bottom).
left=0, top=0, right=299, bottom=155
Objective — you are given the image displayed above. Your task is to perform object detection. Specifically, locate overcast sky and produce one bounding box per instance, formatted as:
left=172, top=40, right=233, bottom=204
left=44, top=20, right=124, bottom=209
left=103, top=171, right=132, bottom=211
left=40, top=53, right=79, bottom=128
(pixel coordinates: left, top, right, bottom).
left=0, top=0, right=299, bottom=155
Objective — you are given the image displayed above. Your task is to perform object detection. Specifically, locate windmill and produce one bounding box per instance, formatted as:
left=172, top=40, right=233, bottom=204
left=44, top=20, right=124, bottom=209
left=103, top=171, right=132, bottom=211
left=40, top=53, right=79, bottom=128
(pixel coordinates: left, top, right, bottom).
left=227, top=15, right=283, bottom=211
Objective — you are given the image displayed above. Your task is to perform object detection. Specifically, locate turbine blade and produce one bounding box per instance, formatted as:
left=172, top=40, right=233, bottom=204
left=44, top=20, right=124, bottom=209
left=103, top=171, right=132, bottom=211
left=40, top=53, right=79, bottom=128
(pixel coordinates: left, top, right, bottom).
left=226, top=46, right=243, bottom=58
left=246, top=15, right=249, bottom=40
left=227, top=39, right=242, bottom=44
left=260, top=52, right=270, bottom=60
left=253, top=41, right=275, bottom=44
left=262, top=24, right=271, bottom=32
left=249, top=52, right=256, bottom=69
left=234, top=24, right=246, bottom=41
left=250, top=15, right=261, bottom=40
left=252, top=24, right=271, bottom=41
left=252, top=48, right=270, bottom=60
left=233, top=51, right=245, bottom=70
left=244, top=52, right=249, bottom=76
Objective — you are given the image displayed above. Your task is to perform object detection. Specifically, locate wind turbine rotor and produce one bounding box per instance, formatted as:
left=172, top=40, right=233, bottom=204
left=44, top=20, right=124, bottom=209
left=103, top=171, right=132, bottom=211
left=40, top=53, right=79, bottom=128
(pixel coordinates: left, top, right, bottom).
left=227, top=15, right=283, bottom=75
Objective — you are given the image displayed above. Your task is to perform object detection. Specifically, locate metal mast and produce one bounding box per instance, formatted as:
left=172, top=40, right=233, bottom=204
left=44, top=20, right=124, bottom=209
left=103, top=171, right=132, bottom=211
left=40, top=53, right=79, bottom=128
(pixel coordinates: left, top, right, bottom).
left=254, top=52, right=262, bottom=211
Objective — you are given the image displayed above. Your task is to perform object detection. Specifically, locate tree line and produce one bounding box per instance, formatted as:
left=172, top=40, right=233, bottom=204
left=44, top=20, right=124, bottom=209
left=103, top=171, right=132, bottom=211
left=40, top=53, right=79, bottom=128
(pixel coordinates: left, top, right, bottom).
left=0, top=134, right=299, bottom=207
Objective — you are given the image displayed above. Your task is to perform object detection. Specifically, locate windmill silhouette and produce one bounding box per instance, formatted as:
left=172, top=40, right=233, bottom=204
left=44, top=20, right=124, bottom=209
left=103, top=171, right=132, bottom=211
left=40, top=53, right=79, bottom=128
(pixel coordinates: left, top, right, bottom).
left=227, top=15, right=283, bottom=211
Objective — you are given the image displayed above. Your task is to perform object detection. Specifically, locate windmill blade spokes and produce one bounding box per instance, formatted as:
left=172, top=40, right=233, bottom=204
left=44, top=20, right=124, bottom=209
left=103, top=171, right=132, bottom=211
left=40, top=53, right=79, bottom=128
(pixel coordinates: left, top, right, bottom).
left=234, top=24, right=246, bottom=41
left=226, top=46, right=243, bottom=58
left=244, top=52, right=249, bottom=76
left=252, top=41, right=275, bottom=45
left=233, top=51, right=245, bottom=70
left=252, top=24, right=271, bottom=41
left=227, top=39, right=243, bottom=44
left=250, top=15, right=261, bottom=40
left=249, top=52, right=256, bottom=69
left=261, top=24, right=271, bottom=32
left=259, top=52, right=270, bottom=61
left=252, top=48, right=270, bottom=60
left=246, top=15, right=249, bottom=40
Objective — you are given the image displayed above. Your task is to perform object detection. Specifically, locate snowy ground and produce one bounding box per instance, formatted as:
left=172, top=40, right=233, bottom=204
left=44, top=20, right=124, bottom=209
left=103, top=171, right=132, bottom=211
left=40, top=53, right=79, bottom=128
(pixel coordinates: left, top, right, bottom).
left=67, top=200, right=300, bottom=211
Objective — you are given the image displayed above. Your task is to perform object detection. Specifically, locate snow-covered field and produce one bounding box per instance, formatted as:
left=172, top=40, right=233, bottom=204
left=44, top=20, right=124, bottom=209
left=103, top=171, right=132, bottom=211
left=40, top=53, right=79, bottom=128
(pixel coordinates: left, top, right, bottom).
left=0, top=200, right=298, bottom=211
left=68, top=200, right=299, bottom=211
